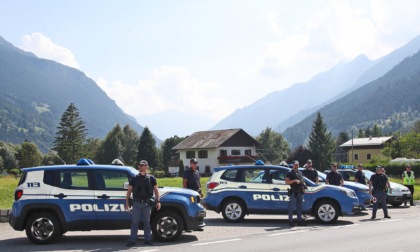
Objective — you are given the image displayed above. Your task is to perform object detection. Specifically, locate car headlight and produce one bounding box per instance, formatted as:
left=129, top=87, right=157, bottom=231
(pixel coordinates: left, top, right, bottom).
left=341, top=190, right=357, bottom=198
left=390, top=187, right=401, bottom=194
left=356, top=188, right=369, bottom=193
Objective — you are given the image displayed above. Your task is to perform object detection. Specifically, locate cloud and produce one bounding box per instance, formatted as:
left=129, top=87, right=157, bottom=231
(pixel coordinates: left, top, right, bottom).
left=97, top=65, right=233, bottom=121
left=20, top=33, right=80, bottom=69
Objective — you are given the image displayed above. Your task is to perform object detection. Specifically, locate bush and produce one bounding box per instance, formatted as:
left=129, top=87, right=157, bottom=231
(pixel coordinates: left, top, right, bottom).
left=9, top=168, right=20, bottom=176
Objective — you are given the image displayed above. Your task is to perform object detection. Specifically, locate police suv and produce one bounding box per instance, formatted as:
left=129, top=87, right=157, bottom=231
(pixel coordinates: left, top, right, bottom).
left=9, top=159, right=206, bottom=244
left=202, top=162, right=359, bottom=224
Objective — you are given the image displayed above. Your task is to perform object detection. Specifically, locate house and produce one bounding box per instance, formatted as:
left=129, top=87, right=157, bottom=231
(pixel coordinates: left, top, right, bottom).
left=339, top=136, right=393, bottom=164
left=172, top=129, right=260, bottom=174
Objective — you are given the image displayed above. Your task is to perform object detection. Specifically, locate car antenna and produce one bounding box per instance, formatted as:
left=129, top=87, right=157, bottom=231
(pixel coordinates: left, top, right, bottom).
left=48, top=150, right=66, bottom=165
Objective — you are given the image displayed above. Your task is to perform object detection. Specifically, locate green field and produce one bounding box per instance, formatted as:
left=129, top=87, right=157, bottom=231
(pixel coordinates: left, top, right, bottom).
left=1, top=176, right=418, bottom=210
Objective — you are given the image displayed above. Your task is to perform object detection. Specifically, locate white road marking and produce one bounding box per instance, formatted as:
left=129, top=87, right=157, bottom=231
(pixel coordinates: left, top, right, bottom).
left=268, top=229, right=310, bottom=236
left=379, top=218, right=403, bottom=222
left=332, top=224, right=360, bottom=229
left=192, top=238, right=242, bottom=246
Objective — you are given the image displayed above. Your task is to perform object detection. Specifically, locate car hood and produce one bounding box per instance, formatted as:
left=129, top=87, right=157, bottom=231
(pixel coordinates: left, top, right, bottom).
left=390, top=182, right=409, bottom=190
left=344, top=181, right=368, bottom=190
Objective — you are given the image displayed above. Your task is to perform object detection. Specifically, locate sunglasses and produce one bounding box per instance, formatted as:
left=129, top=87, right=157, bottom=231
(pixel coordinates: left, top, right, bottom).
left=139, top=164, right=147, bottom=167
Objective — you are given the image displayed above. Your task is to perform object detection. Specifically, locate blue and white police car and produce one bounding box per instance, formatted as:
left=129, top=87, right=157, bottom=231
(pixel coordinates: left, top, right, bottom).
left=202, top=162, right=359, bottom=224
left=9, top=159, right=206, bottom=244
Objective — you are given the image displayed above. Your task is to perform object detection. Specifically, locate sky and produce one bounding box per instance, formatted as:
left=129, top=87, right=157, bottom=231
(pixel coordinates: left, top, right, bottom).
left=2, top=0, right=420, bottom=139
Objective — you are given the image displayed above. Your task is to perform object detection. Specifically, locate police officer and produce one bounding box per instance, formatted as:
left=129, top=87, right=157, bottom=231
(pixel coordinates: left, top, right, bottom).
left=285, top=160, right=307, bottom=227
left=354, top=164, right=367, bottom=185
left=369, top=166, right=391, bottom=220
left=183, top=158, right=203, bottom=197
left=126, top=160, right=161, bottom=247
left=402, top=164, right=415, bottom=206
left=326, top=163, right=343, bottom=186
left=301, top=159, right=319, bottom=183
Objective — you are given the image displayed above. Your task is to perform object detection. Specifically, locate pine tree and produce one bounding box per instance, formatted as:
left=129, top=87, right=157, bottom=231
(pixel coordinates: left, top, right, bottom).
left=121, top=124, right=139, bottom=167
left=137, top=127, right=158, bottom=168
left=308, top=112, right=335, bottom=170
left=53, top=103, right=88, bottom=164
left=96, top=124, right=124, bottom=164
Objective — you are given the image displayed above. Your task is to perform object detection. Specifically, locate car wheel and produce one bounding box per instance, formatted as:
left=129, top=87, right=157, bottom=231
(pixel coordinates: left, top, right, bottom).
left=391, top=203, right=402, bottom=207
left=151, top=210, right=184, bottom=242
left=314, top=200, right=339, bottom=224
left=221, top=199, right=246, bottom=223
left=25, top=212, right=61, bottom=245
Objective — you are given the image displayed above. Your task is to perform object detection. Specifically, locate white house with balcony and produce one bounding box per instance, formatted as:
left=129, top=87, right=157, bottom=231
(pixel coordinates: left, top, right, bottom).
left=171, top=128, right=260, bottom=174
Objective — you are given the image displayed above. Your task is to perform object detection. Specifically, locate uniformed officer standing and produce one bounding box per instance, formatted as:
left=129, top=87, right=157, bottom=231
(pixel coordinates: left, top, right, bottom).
left=326, top=163, right=343, bottom=186
left=301, top=159, right=319, bottom=183
left=285, top=160, right=307, bottom=227
left=354, top=164, right=367, bottom=185
left=183, top=158, right=203, bottom=197
left=369, top=166, right=391, bottom=220
left=402, top=164, right=415, bottom=206
left=126, top=160, right=161, bottom=247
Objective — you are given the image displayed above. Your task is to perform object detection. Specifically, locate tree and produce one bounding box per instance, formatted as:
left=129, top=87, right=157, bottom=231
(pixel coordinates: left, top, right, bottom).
left=357, top=129, right=364, bottom=138
left=255, top=127, right=290, bottom=164
left=334, top=132, right=349, bottom=163
left=17, top=141, right=42, bottom=168
left=0, top=141, right=19, bottom=170
left=137, top=127, right=158, bottom=168
left=372, top=124, right=383, bottom=137
left=412, top=120, right=420, bottom=133
left=308, top=112, right=335, bottom=170
left=286, top=145, right=312, bottom=166
left=96, top=124, right=124, bottom=164
left=121, top=125, right=139, bottom=167
left=160, top=135, right=186, bottom=175
left=84, top=138, right=102, bottom=162
left=52, top=103, right=88, bottom=164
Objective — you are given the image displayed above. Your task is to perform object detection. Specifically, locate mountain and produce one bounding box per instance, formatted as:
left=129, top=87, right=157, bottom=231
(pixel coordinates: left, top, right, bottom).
left=210, top=54, right=375, bottom=136
left=283, top=48, right=420, bottom=148
left=0, top=36, right=146, bottom=152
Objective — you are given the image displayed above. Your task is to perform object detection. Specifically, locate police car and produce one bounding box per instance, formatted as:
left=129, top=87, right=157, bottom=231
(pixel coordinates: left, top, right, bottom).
left=335, top=169, right=412, bottom=206
left=202, top=162, right=359, bottom=224
left=9, top=159, right=206, bottom=244
left=308, top=169, right=371, bottom=210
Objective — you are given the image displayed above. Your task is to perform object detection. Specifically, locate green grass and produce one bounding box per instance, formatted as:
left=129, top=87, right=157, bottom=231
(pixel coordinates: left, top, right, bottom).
left=0, top=175, right=19, bottom=209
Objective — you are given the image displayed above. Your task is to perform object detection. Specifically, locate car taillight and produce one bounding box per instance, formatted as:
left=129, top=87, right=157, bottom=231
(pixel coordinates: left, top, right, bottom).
left=207, top=182, right=220, bottom=191
left=15, top=190, right=23, bottom=201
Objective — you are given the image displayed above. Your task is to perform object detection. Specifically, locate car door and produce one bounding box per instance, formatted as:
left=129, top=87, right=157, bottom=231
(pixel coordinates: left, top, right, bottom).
left=48, top=169, right=96, bottom=228
left=237, top=168, right=272, bottom=214
left=92, top=169, right=132, bottom=229
left=269, top=169, right=291, bottom=213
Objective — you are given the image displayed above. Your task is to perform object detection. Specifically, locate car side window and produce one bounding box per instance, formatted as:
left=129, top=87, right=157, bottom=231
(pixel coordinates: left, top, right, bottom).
left=271, top=170, right=286, bottom=184
left=221, top=169, right=240, bottom=182
left=93, top=170, right=131, bottom=190
left=245, top=168, right=266, bottom=183
left=59, top=170, right=89, bottom=190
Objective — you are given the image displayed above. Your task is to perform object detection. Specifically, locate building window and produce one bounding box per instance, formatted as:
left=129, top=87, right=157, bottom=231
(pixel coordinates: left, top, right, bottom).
left=354, top=154, right=359, bottom=160
left=367, top=154, right=371, bottom=160
left=198, top=150, right=208, bottom=159
left=220, top=150, right=227, bottom=157
left=186, top=151, right=195, bottom=159
left=231, top=149, right=241, bottom=155
left=245, top=149, right=252, bottom=156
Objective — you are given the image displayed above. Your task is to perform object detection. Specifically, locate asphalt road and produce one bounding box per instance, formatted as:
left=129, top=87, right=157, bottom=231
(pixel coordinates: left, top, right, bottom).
left=1, top=203, right=418, bottom=252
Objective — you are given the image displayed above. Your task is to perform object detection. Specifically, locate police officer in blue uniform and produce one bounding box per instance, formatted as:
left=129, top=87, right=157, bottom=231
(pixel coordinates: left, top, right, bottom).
left=286, top=160, right=307, bottom=227
left=326, top=163, right=344, bottom=186
left=369, top=166, right=391, bottom=220
left=183, top=158, right=203, bottom=197
left=126, top=160, right=161, bottom=247
left=354, top=164, right=367, bottom=185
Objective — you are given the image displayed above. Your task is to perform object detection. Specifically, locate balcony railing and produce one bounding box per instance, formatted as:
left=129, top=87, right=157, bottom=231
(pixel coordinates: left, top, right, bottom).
left=217, top=155, right=258, bottom=164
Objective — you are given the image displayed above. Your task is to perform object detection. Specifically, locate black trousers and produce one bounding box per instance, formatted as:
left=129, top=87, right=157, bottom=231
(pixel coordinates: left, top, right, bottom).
left=405, top=185, right=414, bottom=205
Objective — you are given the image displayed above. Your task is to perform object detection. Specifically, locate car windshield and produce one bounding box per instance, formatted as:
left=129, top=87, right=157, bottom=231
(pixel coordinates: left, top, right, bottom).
left=363, top=170, right=374, bottom=179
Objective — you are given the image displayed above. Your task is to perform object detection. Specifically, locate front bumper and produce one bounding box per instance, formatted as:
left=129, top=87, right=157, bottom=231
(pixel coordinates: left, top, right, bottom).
left=387, top=193, right=412, bottom=204
left=185, top=209, right=206, bottom=231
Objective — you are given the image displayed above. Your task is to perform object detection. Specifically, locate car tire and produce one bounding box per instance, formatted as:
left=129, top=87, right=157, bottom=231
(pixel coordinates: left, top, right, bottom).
left=391, top=203, right=402, bottom=207
left=151, top=210, right=184, bottom=242
left=314, top=200, right=339, bottom=224
left=25, top=212, right=62, bottom=245
left=221, top=199, right=246, bottom=223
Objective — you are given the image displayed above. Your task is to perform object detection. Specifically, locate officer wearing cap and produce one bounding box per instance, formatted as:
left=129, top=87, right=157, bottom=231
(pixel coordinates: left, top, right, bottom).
left=369, top=166, right=391, bottom=220
left=354, top=164, right=367, bottom=185
left=126, top=160, right=161, bottom=246
left=285, top=160, right=307, bottom=227
left=183, top=158, right=203, bottom=197
left=301, top=159, right=319, bottom=183
left=326, top=163, right=343, bottom=186
left=402, top=164, right=415, bottom=206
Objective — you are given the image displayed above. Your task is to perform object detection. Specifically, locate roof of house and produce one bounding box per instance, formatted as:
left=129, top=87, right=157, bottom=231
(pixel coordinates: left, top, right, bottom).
left=339, top=136, right=393, bottom=148
left=172, top=128, right=259, bottom=150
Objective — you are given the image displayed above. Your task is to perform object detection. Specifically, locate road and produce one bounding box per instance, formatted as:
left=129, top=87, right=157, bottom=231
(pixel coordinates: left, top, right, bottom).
left=0, top=203, right=418, bottom=252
